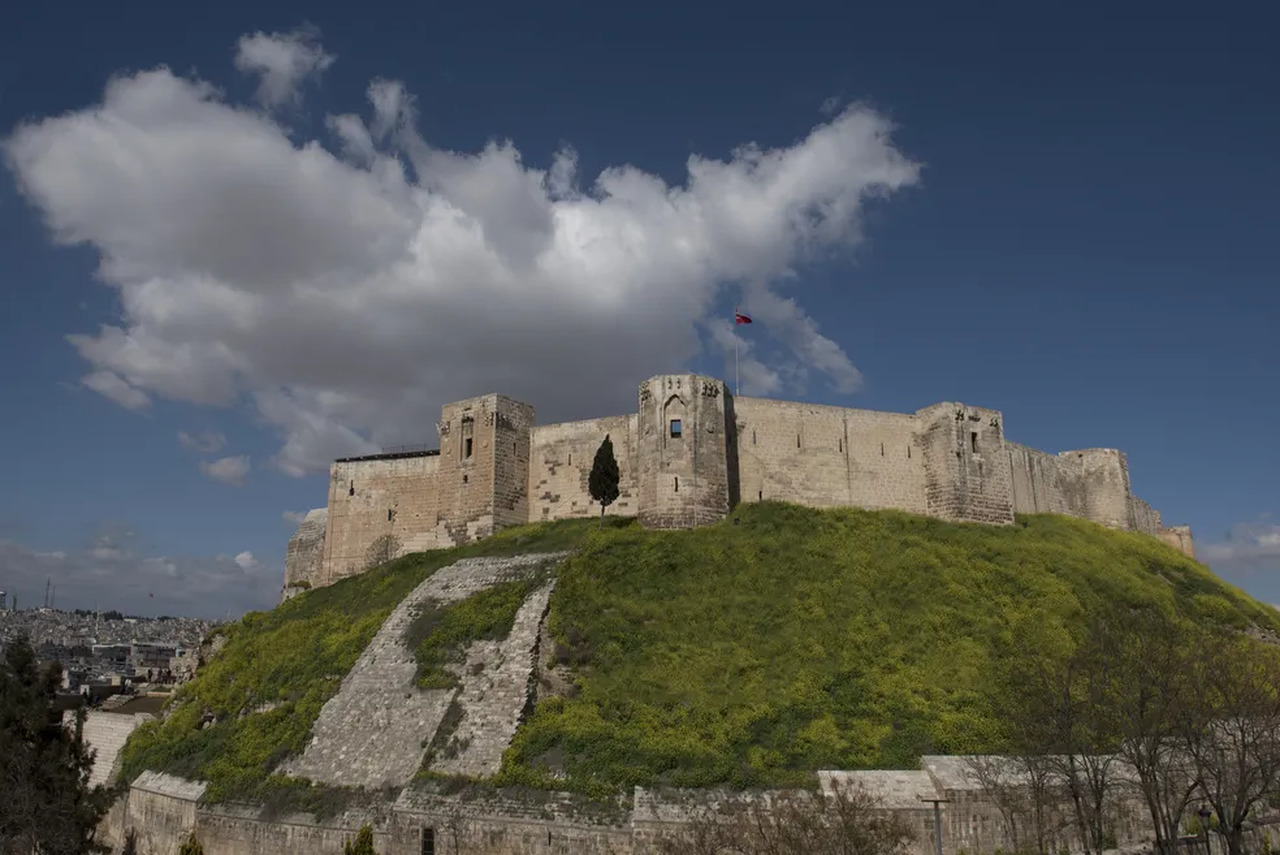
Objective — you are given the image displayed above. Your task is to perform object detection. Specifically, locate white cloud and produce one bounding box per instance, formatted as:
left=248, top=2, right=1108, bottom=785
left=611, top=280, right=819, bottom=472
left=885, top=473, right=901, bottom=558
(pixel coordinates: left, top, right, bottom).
left=0, top=530, right=277, bottom=619
left=81, top=370, right=150, bottom=410
left=200, top=455, right=250, bottom=486
left=233, top=25, right=334, bottom=109
left=178, top=430, right=227, bottom=453
left=282, top=510, right=308, bottom=525
left=3, top=35, right=921, bottom=477
left=1201, top=519, right=1280, bottom=575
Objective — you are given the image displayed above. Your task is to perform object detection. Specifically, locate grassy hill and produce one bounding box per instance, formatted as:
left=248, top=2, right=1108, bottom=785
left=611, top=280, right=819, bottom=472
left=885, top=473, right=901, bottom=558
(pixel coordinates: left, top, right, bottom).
left=117, top=503, right=1279, bottom=810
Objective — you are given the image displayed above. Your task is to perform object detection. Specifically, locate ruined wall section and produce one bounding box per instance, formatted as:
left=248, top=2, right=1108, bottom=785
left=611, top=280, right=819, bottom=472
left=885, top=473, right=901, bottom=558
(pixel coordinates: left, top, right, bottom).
left=732, top=399, right=925, bottom=512
left=322, top=452, right=441, bottom=585
left=1128, top=496, right=1160, bottom=536
left=284, top=508, right=328, bottom=596
left=1159, top=525, right=1196, bottom=559
left=636, top=374, right=732, bottom=529
left=1077, top=448, right=1136, bottom=530
left=1006, top=442, right=1082, bottom=517
left=528, top=415, right=639, bottom=522
left=918, top=403, right=1015, bottom=526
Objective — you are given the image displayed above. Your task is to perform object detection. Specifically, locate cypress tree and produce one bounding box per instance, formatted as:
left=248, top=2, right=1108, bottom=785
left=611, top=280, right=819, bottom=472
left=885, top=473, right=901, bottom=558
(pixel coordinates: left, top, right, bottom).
left=588, top=434, right=621, bottom=521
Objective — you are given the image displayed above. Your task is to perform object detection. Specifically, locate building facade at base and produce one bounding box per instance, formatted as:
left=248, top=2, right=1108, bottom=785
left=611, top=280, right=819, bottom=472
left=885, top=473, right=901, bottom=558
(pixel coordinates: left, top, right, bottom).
left=104, top=758, right=1276, bottom=855
left=284, top=373, right=1195, bottom=594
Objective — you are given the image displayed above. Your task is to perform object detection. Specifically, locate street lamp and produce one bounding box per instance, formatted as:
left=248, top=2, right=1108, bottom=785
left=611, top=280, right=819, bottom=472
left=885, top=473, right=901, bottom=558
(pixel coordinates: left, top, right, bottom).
left=1197, top=806, right=1212, bottom=855
left=919, top=794, right=950, bottom=855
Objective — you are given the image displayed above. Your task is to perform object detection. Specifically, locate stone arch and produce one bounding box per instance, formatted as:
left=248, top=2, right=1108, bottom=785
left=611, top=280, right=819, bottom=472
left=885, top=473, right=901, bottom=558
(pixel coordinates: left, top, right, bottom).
left=663, top=394, right=688, bottom=441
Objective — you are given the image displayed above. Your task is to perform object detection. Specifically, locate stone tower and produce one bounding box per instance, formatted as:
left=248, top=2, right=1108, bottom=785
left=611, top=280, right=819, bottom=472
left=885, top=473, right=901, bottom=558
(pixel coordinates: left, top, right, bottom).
left=635, top=373, right=737, bottom=529
left=434, top=393, right=536, bottom=545
left=917, top=402, right=1016, bottom=526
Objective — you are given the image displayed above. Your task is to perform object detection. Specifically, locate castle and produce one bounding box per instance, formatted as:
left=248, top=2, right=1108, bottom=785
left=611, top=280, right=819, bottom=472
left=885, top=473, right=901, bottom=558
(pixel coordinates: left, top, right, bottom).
left=284, top=372, right=1195, bottom=594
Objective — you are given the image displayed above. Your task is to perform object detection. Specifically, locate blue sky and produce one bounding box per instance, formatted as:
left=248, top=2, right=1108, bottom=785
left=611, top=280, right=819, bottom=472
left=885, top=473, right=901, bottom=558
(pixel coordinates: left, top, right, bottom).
left=1, top=2, right=1277, bottom=619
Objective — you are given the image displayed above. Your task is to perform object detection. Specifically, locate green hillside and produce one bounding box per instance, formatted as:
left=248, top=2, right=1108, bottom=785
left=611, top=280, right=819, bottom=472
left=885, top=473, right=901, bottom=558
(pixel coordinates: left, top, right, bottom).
left=117, top=503, right=1278, bottom=809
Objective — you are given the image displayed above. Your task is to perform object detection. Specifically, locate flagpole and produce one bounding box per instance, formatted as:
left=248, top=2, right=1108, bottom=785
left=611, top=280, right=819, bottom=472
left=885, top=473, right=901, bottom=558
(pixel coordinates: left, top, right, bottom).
left=734, top=307, right=740, bottom=397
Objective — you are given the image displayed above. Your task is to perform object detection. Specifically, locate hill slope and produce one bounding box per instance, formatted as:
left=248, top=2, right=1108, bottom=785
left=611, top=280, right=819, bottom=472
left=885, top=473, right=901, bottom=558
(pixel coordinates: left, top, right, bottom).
left=117, top=503, right=1278, bottom=809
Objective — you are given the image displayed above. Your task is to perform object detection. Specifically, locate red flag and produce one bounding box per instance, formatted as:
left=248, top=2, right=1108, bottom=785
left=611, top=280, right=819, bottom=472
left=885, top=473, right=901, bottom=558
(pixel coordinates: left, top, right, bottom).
left=734, top=312, right=753, bottom=325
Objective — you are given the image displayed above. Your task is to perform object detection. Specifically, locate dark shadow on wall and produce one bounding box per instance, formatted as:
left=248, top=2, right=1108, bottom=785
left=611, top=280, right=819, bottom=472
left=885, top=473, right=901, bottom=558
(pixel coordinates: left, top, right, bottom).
left=724, top=391, right=742, bottom=510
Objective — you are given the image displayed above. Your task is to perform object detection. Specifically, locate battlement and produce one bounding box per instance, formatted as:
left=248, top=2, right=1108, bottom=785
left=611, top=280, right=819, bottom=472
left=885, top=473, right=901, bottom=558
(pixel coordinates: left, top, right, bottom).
left=285, top=374, right=1196, bottom=593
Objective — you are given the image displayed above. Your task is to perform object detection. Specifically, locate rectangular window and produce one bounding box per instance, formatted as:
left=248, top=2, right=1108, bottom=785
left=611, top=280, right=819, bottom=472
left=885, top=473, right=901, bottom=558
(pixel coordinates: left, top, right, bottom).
left=971, top=432, right=979, bottom=453
left=387, top=509, right=395, bottom=523
left=670, top=419, right=682, bottom=438
left=421, top=828, right=435, bottom=855
left=464, top=437, right=473, bottom=458
left=674, top=476, right=679, bottom=492
left=348, top=481, right=355, bottom=496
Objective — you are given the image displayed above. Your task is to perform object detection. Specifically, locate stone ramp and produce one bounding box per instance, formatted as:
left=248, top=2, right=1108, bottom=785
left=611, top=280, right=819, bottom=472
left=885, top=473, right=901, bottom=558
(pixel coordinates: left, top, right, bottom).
left=71, top=710, right=157, bottom=788
left=281, top=552, right=566, bottom=790
left=429, top=580, right=554, bottom=777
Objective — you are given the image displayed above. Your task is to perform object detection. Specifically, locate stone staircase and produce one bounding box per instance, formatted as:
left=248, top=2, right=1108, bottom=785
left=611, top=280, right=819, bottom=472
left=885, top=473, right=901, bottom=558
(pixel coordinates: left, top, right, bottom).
left=280, top=552, right=566, bottom=790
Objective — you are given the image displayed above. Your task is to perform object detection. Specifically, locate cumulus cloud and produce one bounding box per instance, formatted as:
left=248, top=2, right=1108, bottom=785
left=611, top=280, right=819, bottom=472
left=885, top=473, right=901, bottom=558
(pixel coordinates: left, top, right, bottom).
left=3, top=34, right=921, bottom=477
left=200, top=455, right=250, bottom=486
left=82, top=370, right=150, bottom=410
left=178, top=430, right=227, bottom=453
left=233, top=25, right=334, bottom=109
left=0, top=529, right=277, bottom=619
left=1201, top=519, right=1280, bottom=575
left=282, top=510, right=308, bottom=525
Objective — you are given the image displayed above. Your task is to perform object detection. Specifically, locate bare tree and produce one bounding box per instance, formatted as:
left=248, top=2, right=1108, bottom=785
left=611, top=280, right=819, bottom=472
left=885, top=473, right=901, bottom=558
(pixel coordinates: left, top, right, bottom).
left=1108, top=611, right=1203, bottom=855
left=964, top=754, right=1065, bottom=855
left=1183, top=633, right=1280, bottom=855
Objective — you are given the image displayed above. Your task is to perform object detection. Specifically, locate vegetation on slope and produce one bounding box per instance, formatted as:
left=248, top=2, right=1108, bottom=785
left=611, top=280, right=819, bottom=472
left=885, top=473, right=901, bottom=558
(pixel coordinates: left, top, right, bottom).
left=406, top=573, right=548, bottom=690
left=118, top=501, right=1278, bottom=812
left=115, top=516, right=626, bottom=813
left=492, top=502, right=1279, bottom=795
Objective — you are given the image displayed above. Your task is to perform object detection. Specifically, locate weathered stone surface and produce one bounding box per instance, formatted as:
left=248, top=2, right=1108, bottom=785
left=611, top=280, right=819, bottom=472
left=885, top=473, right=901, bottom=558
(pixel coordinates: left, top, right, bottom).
left=283, top=508, right=327, bottom=598
left=70, top=710, right=157, bottom=788
left=430, top=580, right=554, bottom=778
left=287, top=372, right=1195, bottom=595
left=281, top=552, right=566, bottom=790
left=110, top=753, right=1280, bottom=855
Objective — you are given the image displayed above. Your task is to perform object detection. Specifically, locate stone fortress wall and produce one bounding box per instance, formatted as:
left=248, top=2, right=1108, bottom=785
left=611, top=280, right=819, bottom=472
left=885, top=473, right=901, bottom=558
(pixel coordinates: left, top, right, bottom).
left=285, top=373, right=1195, bottom=594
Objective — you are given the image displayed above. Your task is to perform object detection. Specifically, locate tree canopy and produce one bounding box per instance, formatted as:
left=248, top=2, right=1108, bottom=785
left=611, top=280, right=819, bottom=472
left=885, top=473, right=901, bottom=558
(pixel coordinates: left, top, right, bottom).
left=588, top=434, right=621, bottom=518
left=0, top=634, right=113, bottom=854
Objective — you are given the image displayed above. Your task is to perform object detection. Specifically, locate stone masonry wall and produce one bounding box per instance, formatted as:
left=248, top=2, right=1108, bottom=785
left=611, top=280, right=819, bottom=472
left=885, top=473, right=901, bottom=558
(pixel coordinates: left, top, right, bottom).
left=111, top=771, right=205, bottom=855
left=323, top=452, right=442, bottom=584
left=112, top=754, right=1222, bottom=855
left=636, top=375, right=733, bottom=529
left=291, top=374, right=1194, bottom=596
left=283, top=508, right=327, bottom=594
left=918, top=403, right=1016, bottom=526
left=733, top=398, right=926, bottom=512
left=434, top=395, right=536, bottom=548
left=1160, top=525, right=1196, bottom=559
left=528, top=415, right=639, bottom=522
